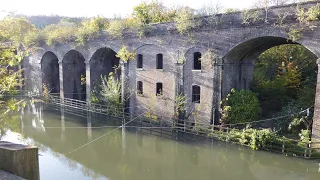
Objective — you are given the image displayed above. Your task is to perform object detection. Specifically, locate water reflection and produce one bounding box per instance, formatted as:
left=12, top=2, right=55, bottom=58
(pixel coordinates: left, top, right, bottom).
left=0, top=104, right=320, bottom=180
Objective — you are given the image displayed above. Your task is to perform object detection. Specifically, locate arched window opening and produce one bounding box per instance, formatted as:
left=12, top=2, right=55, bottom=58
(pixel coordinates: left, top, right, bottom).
left=156, top=54, right=163, bottom=69
left=194, top=52, right=201, bottom=70
left=137, top=54, right=143, bottom=68
left=156, top=83, right=163, bottom=96
left=192, top=85, right=201, bottom=103
left=137, top=81, right=143, bottom=94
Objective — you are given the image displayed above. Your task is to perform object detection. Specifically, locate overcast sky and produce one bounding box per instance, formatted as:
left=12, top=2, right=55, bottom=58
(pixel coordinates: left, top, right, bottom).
left=0, top=0, right=257, bottom=18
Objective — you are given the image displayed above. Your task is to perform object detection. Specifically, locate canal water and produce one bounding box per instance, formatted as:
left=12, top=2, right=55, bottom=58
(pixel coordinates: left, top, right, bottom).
left=0, top=103, right=319, bottom=180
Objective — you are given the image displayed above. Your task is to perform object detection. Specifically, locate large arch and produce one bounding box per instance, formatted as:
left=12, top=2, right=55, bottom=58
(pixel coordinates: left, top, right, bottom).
left=89, top=47, right=120, bottom=90
left=41, top=51, right=60, bottom=93
left=62, top=50, right=86, bottom=100
left=222, top=36, right=303, bottom=96
left=222, top=36, right=320, bottom=142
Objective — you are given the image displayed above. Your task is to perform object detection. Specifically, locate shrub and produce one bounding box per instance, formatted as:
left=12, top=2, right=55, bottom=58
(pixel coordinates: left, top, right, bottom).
left=116, top=45, right=136, bottom=63
left=107, top=20, right=124, bottom=38
left=75, top=17, right=106, bottom=45
left=0, top=17, right=39, bottom=46
left=42, top=24, right=75, bottom=46
left=220, top=89, right=261, bottom=124
left=174, top=7, right=195, bottom=34
left=241, top=10, right=261, bottom=25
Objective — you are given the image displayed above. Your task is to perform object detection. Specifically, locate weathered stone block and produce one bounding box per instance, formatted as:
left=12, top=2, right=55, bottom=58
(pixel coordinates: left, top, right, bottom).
left=0, top=141, right=39, bottom=180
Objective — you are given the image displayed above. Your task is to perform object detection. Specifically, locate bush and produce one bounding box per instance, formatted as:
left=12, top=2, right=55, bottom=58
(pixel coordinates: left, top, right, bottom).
left=0, top=17, right=39, bottom=46
left=132, top=1, right=176, bottom=25
left=241, top=10, right=261, bottom=25
left=75, top=17, right=106, bottom=45
left=107, top=20, right=124, bottom=38
left=174, top=7, right=195, bottom=34
left=221, top=89, right=261, bottom=124
left=42, top=24, right=75, bottom=46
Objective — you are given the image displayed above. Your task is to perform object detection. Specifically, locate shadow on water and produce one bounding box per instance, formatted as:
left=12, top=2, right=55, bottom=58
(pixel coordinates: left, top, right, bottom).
left=1, top=102, right=320, bottom=180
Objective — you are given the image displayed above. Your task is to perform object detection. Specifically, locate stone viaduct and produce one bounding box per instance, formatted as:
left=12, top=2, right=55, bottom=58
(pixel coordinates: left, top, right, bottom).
left=23, top=1, right=320, bottom=142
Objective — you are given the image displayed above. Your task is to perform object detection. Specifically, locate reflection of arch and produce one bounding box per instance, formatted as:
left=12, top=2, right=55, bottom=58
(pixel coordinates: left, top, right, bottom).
left=62, top=50, right=86, bottom=100
left=89, top=48, right=120, bottom=90
left=41, top=51, right=59, bottom=93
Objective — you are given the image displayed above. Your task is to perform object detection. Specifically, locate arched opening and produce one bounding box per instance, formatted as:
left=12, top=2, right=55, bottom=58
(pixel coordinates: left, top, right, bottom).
left=62, top=50, right=86, bottom=100
left=89, top=48, right=120, bottom=91
left=41, top=51, right=59, bottom=94
left=222, top=36, right=318, bottom=136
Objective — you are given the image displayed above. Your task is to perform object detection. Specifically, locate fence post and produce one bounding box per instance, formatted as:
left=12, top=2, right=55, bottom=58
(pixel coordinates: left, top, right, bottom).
left=282, top=140, right=285, bottom=154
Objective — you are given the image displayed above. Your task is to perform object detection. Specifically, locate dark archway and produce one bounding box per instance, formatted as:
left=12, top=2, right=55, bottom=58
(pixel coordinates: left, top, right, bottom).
left=223, top=36, right=302, bottom=96
left=41, top=51, right=60, bottom=94
left=62, top=50, right=86, bottom=100
left=89, top=47, right=120, bottom=91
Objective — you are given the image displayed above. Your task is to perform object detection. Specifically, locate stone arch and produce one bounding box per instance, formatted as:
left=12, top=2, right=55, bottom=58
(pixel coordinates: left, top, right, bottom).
left=222, top=36, right=318, bottom=96
left=62, top=50, right=86, bottom=100
left=89, top=47, right=120, bottom=91
left=222, top=35, right=320, bottom=142
left=41, top=51, right=60, bottom=93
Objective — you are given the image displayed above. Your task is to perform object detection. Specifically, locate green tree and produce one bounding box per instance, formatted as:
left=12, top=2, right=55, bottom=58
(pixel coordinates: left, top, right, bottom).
left=100, top=72, right=122, bottom=109
left=220, top=89, right=261, bottom=125
left=0, top=17, right=40, bottom=47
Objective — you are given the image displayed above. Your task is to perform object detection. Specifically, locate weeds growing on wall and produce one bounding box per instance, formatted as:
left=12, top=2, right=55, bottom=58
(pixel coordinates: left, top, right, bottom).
left=241, top=10, right=261, bottom=25
left=174, top=7, right=196, bottom=34
left=287, top=3, right=320, bottom=42
left=116, top=45, right=136, bottom=63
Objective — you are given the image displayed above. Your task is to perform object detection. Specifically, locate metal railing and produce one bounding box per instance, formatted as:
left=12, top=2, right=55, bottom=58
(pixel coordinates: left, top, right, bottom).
left=43, top=93, right=320, bottom=160
left=45, top=94, right=126, bottom=119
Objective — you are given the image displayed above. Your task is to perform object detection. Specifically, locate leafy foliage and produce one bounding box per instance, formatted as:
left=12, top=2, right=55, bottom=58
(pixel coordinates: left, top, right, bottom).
left=174, top=7, right=195, bottom=34
left=132, top=0, right=176, bottom=24
left=99, top=73, right=122, bottom=109
left=220, top=89, right=261, bottom=124
left=42, top=23, right=75, bottom=46
left=116, top=45, right=136, bottom=63
left=241, top=10, right=261, bottom=25
left=75, top=17, right=106, bottom=45
left=107, top=20, right=124, bottom=38
left=0, top=17, right=40, bottom=47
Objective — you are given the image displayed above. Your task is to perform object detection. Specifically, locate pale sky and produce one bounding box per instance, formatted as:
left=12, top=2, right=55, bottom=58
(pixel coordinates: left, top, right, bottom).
left=0, top=0, right=256, bottom=18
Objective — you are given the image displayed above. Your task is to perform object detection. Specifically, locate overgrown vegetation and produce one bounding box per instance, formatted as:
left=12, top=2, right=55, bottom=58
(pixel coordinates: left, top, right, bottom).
left=174, top=7, right=196, bottom=34
left=241, top=10, right=261, bottom=25
left=220, top=89, right=261, bottom=125
left=252, top=44, right=317, bottom=137
left=116, top=45, right=136, bottom=63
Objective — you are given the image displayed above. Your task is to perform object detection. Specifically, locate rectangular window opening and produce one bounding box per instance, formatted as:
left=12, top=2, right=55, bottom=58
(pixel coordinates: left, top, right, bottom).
left=137, top=54, right=143, bottom=69
left=194, top=52, right=201, bottom=70
left=156, top=83, right=163, bottom=96
left=156, top=54, right=163, bottom=69
left=137, top=81, right=143, bottom=94
left=192, top=85, right=201, bottom=103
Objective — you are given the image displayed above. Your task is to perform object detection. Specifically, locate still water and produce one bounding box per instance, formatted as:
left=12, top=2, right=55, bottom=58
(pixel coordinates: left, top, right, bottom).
left=0, top=103, right=319, bottom=180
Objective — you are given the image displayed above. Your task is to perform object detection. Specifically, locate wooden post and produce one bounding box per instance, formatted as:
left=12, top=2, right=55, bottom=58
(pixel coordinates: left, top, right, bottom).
left=0, top=141, right=39, bottom=180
